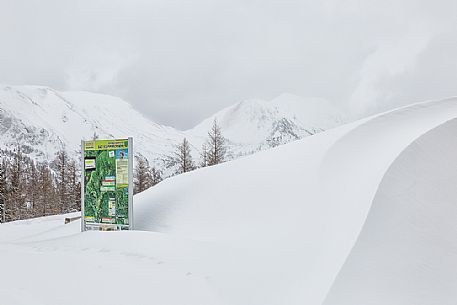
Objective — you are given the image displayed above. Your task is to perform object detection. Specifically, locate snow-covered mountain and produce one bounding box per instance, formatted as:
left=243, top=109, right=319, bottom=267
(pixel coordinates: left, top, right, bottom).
left=0, top=85, right=187, bottom=164
left=187, top=93, right=344, bottom=157
left=2, top=97, right=457, bottom=305
left=0, top=84, right=344, bottom=173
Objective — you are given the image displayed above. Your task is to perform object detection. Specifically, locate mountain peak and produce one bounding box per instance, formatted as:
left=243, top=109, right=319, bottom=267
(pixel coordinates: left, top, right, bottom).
left=188, top=94, right=345, bottom=154
left=0, top=84, right=346, bottom=175
left=0, top=84, right=187, bottom=163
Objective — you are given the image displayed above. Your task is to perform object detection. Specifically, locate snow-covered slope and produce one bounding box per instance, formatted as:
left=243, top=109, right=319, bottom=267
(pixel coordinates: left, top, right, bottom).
left=322, top=118, right=457, bottom=305
left=187, top=94, right=343, bottom=156
left=134, top=97, right=457, bottom=304
left=0, top=85, right=343, bottom=172
left=0, top=84, right=188, bottom=165
left=1, top=97, right=456, bottom=305
left=269, top=93, right=344, bottom=130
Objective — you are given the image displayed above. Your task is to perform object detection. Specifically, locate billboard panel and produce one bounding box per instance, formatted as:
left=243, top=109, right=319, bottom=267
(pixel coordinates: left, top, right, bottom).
left=81, top=138, right=133, bottom=231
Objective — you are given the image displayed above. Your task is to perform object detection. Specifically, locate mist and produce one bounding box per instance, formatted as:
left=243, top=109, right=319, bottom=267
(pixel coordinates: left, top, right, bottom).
left=1, top=0, right=456, bottom=128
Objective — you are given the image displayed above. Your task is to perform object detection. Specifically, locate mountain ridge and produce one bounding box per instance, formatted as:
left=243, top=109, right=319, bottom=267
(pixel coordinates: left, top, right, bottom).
left=0, top=84, right=345, bottom=175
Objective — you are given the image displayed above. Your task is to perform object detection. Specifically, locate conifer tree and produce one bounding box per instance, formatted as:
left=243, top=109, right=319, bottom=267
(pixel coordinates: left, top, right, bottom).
left=54, top=149, right=69, bottom=213
left=200, top=143, right=209, bottom=168
left=0, top=161, right=6, bottom=223
left=173, top=138, right=195, bottom=175
left=67, top=160, right=80, bottom=211
left=206, top=119, right=227, bottom=166
left=37, top=162, right=55, bottom=217
left=134, top=156, right=152, bottom=194
left=29, top=162, right=38, bottom=213
left=8, top=146, right=23, bottom=221
left=150, top=167, right=162, bottom=186
left=23, top=160, right=37, bottom=218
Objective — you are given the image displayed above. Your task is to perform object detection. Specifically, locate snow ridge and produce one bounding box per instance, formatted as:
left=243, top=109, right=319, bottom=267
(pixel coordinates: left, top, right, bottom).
left=1, top=98, right=457, bottom=305
left=0, top=85, right=344, bottom=173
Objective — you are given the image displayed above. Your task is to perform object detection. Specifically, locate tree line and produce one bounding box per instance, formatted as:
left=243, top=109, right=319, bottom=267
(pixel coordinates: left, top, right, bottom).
left=134, top=118, right=228, bottom=194
left=170, top=118, right=228, bottom=174
left=0, top=119, right=229, bottom=221
left=0, top=147, right=80, bottom=223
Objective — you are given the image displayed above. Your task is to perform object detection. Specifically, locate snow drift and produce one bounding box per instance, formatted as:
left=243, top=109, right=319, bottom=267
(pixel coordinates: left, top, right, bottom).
left=323, top=117, right=457, bottom=305
left=1, top=97, right=457, bottom=305
left=134, top=97, right=457, bottom=304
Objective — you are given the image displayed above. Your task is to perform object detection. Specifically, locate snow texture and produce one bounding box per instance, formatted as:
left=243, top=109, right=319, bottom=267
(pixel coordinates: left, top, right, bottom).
left=0, top=85, right=342, bottom=170
left=0, top=84, right=187, bottom=165
left=1, top=97, right=457, bottom=305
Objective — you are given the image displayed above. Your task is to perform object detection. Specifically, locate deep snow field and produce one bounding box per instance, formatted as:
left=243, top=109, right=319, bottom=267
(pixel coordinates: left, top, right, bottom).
left=1, top=97, right=457, bottom=305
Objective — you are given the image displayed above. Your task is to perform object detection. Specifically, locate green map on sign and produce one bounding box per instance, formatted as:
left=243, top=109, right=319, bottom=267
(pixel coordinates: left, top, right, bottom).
left=84, top=147, right=129, bottom=226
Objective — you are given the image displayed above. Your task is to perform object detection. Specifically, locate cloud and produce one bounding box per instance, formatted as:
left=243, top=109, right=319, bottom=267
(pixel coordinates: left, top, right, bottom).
left=0, top=0, right=456, bottom=128
left=376, top=30, right=457, bottom=109
left=348, top=32, right=431, bottom=116
left=64, top=47, right=137, bottom=95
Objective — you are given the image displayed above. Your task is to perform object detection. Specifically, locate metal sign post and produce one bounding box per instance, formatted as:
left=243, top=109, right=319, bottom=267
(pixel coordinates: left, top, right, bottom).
left=128, top=137, right=134, bottom=230
left=81, top=138, right=133, bottom=231
left=81, top=140, right=85, bottom=232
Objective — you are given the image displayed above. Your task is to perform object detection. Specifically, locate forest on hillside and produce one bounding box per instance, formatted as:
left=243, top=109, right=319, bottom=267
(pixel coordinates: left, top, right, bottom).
left=0, top=119, right=229, bottom=223
left=0, top=147, right=80, bottom=223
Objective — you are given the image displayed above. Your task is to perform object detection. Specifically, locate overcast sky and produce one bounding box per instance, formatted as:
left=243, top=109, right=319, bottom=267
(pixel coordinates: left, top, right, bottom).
left=1, top=0, right=456, bottom=129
